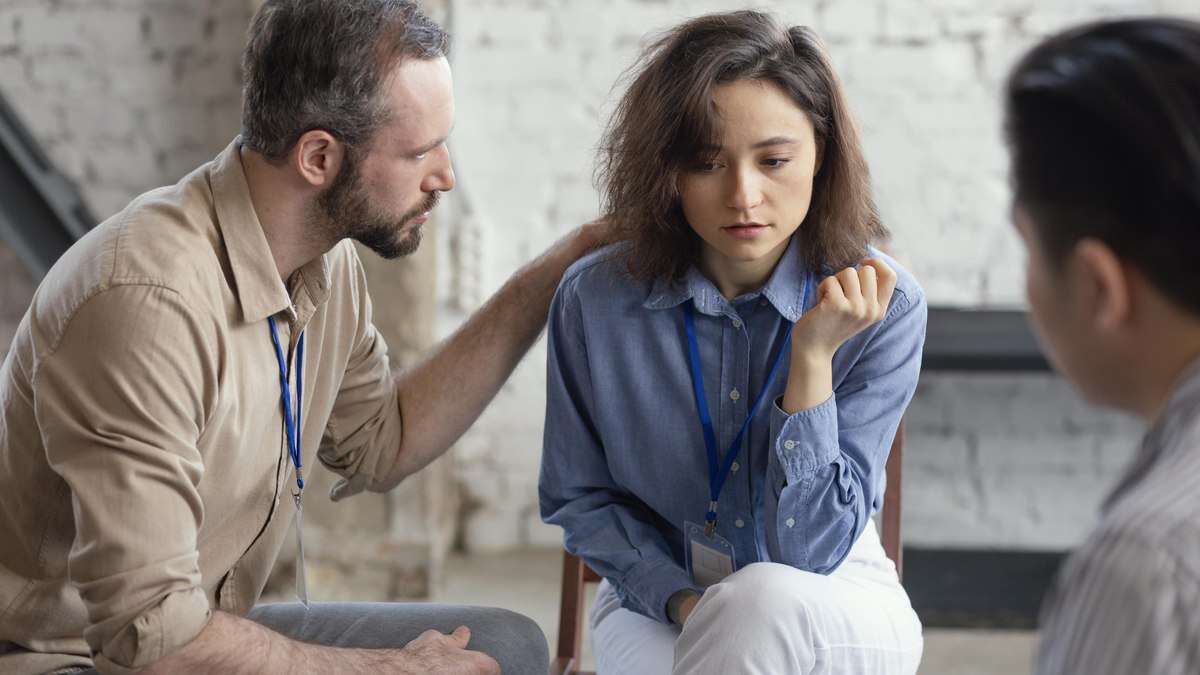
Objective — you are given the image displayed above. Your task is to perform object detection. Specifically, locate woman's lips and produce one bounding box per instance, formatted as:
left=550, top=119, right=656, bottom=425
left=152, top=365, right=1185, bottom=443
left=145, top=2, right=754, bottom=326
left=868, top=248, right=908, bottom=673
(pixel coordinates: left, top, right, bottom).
left=721, top=223, right=769, bottom=240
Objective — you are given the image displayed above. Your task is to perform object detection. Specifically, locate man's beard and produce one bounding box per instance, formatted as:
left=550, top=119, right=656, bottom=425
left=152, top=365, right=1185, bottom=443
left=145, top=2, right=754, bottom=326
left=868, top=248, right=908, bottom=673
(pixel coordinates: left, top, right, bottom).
left=313, top=154, right=440, bottom=260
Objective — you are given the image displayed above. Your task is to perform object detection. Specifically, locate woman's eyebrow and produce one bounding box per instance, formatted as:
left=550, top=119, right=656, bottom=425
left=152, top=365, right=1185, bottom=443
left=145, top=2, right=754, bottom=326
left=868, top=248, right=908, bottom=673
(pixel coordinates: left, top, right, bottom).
left=750, top=136, right=799, bottom=149
left=700, top=136, right=800, bottom=152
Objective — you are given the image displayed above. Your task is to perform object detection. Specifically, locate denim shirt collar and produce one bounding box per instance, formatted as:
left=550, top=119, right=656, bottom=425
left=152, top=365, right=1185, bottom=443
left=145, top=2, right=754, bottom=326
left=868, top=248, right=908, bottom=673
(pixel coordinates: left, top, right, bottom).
left=642, top=234, right=811, bottom=322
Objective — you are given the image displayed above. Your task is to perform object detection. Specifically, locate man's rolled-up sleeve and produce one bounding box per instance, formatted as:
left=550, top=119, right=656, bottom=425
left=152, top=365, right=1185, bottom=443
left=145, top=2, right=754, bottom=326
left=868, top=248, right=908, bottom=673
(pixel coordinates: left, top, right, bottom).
left=34, top=285, right=216, bottom=675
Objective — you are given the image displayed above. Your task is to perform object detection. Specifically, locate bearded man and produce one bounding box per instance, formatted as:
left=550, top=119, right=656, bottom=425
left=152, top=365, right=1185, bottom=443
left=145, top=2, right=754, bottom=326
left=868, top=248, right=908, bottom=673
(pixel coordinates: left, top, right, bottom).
left=0, top=2, right=597, bottom=673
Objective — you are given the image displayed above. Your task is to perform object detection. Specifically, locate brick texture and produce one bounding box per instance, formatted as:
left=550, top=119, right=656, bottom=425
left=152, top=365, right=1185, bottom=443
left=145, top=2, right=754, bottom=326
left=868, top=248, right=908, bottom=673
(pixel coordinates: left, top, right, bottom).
left=439, top=0, right=1194, bottom=552
left=0, top=0, right=249, bottom=351
left=0, top=0, right=1192, bottom=564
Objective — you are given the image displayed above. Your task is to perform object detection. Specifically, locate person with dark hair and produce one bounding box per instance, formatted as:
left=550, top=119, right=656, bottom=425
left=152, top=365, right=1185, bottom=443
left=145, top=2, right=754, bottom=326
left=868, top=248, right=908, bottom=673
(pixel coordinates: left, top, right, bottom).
left=0, top=1, right=601, bottom=673
left=1005, top=17, right=1200, bottom=675
left=539, top=11, right=926, bottom=674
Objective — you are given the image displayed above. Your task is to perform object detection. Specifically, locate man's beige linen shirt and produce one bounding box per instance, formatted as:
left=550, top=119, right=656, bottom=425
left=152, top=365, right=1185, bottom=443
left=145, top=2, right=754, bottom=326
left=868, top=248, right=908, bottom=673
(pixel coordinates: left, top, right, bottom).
left=0, top=141, right=404, bottom=675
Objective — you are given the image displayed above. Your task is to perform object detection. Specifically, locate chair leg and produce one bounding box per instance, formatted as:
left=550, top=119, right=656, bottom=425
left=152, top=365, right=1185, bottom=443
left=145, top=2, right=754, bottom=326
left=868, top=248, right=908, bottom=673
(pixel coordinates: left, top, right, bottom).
left=553, top=552, right=587, bottom=675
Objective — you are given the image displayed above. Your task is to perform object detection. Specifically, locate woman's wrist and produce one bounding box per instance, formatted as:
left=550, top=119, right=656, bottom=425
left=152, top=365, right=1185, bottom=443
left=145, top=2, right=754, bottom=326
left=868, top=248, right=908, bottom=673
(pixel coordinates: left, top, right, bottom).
left=781, top=347, right=834, bottom=414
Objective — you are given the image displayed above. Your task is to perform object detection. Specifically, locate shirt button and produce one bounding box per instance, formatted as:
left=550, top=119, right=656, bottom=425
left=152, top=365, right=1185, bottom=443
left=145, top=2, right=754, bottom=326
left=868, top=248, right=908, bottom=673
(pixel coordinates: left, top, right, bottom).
left=786, top=517, right=796, bottom=528
left=730, top=461, right=740, bottom=473
left=731, top=318, right=742, bottom=329
left=784, top=440, right=797, bottom=450
left=730, top=389, right=741, bottom=401
left=735, top=518, right=745, bottom=528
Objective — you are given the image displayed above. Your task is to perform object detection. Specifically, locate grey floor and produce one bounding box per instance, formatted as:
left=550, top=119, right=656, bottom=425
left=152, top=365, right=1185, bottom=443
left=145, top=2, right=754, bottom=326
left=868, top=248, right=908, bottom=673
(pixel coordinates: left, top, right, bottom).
left=431, top=548, right=1038, bottom=675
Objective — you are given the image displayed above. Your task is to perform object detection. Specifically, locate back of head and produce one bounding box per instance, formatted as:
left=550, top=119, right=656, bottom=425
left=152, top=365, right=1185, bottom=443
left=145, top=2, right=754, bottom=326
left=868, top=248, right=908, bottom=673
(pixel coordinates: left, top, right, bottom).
left=601, top=10, right=883, bottom=281
left=1005, top=17, right=1200, bottom=316
left=241, top=0, right=447, bottom=162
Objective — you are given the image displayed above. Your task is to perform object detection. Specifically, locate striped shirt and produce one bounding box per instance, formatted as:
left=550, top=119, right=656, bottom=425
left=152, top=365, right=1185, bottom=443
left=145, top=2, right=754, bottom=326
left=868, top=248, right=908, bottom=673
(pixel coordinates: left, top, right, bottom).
left=1036, top=360, right=1200, bottom=674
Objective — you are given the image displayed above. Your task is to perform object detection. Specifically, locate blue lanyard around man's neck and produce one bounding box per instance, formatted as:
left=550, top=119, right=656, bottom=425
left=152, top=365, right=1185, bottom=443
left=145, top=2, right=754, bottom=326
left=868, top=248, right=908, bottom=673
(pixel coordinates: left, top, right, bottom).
left=682, top=272, right=813, bottom=536
left=268, top=316, right=306, bottom=494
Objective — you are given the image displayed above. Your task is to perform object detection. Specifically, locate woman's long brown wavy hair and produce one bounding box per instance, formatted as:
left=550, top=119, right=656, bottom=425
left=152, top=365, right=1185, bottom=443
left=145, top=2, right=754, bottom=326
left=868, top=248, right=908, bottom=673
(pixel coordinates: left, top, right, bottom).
left=599, top=10, right=886, bottom=281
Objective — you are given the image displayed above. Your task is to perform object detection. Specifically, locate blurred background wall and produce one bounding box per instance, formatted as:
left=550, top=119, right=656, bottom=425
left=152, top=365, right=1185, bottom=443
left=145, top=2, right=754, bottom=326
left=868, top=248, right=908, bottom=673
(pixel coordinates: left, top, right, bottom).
left=0, top=0, right=250, bottom=349
left=442, top=0, right=1187, bottom=556
left=0, top=0, right=1195, bottom=600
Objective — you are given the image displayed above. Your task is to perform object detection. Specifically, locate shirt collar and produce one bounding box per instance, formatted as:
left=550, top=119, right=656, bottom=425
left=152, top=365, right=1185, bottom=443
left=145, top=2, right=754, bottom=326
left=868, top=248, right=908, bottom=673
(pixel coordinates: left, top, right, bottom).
left=209, top=138, right=331, bottom=325
left=1103, top=355, right=1200, bottom=511
left=642, top=234, right=811, bottom=322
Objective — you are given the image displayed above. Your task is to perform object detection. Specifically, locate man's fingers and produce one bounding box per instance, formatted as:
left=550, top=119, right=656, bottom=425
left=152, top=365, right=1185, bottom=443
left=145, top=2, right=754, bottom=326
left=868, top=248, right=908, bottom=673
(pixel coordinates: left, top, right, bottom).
left=450, top=625, right=472, bottom=649
left=580, top=216, right=613, bottom=248
left=472, top=652, right=502, bottom=675
left=404, top=629, right=442, bottom=650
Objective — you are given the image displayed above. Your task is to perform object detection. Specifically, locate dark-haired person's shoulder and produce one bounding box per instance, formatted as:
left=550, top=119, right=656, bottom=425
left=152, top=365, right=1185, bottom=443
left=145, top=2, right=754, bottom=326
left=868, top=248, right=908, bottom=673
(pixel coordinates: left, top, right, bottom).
left=1039, top=521, right=1200, bottom=674
left=1042, top=420, right=1200, bottom=672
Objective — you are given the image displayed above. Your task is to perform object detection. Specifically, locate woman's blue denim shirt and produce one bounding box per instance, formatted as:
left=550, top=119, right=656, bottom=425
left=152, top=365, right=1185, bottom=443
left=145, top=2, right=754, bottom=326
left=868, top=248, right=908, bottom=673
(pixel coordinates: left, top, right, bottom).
left=539, top=236, right=927, bottom=623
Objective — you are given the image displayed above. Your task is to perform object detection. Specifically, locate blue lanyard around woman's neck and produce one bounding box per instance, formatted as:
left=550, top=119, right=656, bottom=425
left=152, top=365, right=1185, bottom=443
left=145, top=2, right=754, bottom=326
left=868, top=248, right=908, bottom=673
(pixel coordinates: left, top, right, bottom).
left=682, top=272, right=813, bottom=536
left=268, top=316, right=305, bottom=495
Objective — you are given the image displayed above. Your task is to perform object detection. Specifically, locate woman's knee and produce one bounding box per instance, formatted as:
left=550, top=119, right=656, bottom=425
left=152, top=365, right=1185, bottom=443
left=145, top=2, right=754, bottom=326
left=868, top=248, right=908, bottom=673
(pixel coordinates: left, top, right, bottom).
left=710, top=559, right=825, bottom=600
left=686, top=559, right=844, bottom=629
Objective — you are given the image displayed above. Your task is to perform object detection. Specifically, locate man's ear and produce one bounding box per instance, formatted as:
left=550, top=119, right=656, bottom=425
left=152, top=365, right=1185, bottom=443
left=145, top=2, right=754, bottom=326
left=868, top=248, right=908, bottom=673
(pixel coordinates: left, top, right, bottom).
left=1072, top=238, right=1131, bottom=333
left=291, top=130, right=344, bottom=189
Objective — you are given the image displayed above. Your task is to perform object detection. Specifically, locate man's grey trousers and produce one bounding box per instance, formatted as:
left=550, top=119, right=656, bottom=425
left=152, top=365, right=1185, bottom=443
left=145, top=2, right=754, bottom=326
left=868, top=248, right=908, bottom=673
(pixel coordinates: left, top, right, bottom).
left=71, top=602, right=549, bottom=674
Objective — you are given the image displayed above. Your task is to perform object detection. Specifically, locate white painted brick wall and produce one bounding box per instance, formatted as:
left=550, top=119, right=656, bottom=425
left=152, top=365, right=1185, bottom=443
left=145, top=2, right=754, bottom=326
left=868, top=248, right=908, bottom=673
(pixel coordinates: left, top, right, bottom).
left=0, top=0, right=247, bottom=219
left=0, top=0, right=1186, bottom=556
left=906, top=375, right=1145, bottom=548
left=441, top=0, right=1193, bottom=552
left=0, top=0, right=250, bottom=351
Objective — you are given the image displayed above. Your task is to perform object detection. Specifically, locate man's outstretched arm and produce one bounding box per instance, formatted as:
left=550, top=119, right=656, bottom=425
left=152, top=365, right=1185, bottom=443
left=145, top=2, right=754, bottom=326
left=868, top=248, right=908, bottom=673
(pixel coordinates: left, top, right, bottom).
left=386, top=223, right=604, bottom=480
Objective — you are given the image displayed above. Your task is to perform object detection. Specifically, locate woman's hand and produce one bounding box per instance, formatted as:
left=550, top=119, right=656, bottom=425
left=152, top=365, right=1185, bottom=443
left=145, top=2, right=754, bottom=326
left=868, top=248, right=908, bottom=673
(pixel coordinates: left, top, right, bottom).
left=678, top=591, right=702, bottom=625
left=781, top=259, right=897, bottom=413
left=794, top=259, right=898, bottom=359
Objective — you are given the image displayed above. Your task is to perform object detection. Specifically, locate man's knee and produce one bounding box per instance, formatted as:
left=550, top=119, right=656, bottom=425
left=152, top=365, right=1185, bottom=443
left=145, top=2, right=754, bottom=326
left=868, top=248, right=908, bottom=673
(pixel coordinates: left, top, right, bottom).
left=248, top=602, right=548, bottom=673
left=465, top=606, right=549, bottom=675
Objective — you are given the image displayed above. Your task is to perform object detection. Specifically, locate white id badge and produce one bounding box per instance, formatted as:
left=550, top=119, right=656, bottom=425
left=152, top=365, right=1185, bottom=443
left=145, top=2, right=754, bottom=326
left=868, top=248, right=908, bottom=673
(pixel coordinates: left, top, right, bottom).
left=684, top=520, right=736, bottom=588
left=292, top=494, right=310, bottom=608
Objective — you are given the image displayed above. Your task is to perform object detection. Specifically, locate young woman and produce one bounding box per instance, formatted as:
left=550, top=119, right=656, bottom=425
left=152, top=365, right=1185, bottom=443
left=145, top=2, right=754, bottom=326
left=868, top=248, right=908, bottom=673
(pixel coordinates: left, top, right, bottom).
left=540, top=11, right=926, bottom=674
